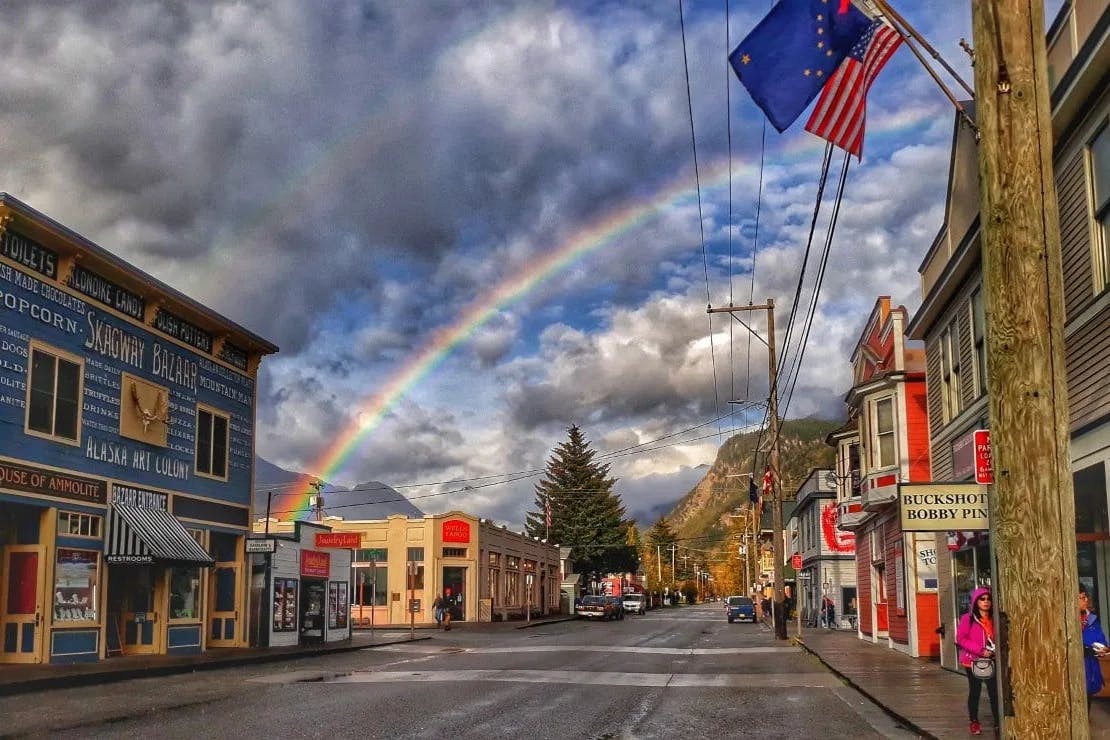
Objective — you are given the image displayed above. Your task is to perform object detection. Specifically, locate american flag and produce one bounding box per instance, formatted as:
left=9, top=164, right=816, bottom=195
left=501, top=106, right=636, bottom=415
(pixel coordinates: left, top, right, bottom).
left=804, top=18, right=902, bottom=159
left=545, top=497, right=552, bottom=531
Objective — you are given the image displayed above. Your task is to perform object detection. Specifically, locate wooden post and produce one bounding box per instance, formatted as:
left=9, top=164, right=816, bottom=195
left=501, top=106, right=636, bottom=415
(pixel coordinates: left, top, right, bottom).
left=708, top=300, right=786, bottom=639
left=970, top=2, right=1085, bottom=736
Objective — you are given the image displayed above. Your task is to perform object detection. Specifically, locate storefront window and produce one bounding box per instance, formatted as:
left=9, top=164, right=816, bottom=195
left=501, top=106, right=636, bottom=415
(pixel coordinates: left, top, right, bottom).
left=953, top=541, right=992, bottom=618
left=506, top=571, right=519, bottom=606
left=1075, top=463, right=1108, bottom=534
left=169, top=567, right=201, bottom=620
left=354, top=567, right=387, bottom=606
left=488, top=568, right=499, bottom=603
left=53, top=549, right=98, bottom=622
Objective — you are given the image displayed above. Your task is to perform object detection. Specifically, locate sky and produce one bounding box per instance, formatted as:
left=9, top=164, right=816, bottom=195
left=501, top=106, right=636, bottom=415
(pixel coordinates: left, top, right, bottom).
left=0, top=1, right=1067, bottom=527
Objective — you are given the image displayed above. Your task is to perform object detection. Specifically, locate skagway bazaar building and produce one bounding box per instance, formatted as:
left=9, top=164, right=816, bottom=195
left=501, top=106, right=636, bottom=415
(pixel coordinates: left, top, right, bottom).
left=0, top=194, right=277, bottom=664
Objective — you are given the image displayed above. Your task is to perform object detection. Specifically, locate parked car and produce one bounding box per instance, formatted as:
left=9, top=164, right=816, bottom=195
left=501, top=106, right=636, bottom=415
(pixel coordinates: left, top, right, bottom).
left=577, top=595, right=619, bottom=620
left=622, top=593, right=646, bottom=615
left=605, top=595, right=625, bottom=619
left=726, top=596, right=756, bottom=623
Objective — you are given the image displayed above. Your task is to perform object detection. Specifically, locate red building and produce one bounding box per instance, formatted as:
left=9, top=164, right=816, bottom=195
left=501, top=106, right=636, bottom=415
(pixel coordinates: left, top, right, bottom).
left=837, top=297, right=937, bottom=658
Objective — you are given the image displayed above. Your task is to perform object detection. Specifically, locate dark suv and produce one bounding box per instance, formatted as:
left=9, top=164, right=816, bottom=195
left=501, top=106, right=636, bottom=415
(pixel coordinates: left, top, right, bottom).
left=726, top=596, right=756, bottom=623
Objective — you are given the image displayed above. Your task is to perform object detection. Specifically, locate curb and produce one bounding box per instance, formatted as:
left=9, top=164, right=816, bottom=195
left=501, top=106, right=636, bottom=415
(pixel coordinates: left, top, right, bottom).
left=515, top=616, right=578, bottom=629
left=0, top=636, right=429, bottom=698
left=794, top=638, right=937, bottom=740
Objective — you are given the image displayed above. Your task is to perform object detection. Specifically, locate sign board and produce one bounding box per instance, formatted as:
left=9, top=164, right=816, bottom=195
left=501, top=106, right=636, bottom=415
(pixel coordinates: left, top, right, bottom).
left=974, top=429, right=994, bottom=485
left=300, top=550, right=331, bottom=578
left=442, top=518, right=471, bottom=543
left=409, top=598, right=421, bottom=613
left=314, top=532, right=361, bottom=549
left=797, top=572, right=811, bottom=580
left=791, top=553, right=802, bottom=569
left=899, top=483, right=989, bottom=532
left=245, top=538, right=276, bottom=554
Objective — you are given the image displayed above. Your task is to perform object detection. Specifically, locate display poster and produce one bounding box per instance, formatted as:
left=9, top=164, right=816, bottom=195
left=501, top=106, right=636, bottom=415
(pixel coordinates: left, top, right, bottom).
left=915, top=535, right=939, bottom=592
left=328, top=582, right=349, bottom=629
left=272, top=578, right=298, bottom=632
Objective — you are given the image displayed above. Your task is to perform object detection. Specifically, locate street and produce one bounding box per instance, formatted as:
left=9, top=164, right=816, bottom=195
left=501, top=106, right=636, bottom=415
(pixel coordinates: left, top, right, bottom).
left=0, top=605, right=919, bottom=739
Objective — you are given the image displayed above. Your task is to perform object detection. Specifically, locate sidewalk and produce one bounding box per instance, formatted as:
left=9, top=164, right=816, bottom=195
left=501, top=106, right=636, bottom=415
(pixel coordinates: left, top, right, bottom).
left=797, top=627, right=1110, bottom=738
left=0, top=614, right=573, bottom=697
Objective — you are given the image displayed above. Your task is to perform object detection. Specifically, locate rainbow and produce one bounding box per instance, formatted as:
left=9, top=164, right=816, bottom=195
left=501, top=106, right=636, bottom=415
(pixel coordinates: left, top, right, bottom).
left=278, top=109, right=934, bottom=517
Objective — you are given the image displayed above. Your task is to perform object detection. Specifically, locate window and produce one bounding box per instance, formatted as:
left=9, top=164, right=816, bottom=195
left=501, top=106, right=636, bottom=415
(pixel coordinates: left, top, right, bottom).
left=488, top=568, right=500, bottom=604
left=940, top=321, right=961, bottom=423
left=169, top=567, right=201, bottom=620
left=488, top=552, right=500, bottom=566
left=408, top=564, right=425, bottom=590
left=407, top=547, right=424, bottom=562
left=443, top=547, right=467, bottom=558
left=53, top=549, right=98, bottom=623
left=195, top=406, right=229, bottom=479
left=506, top=556, right=520, bottom=569
left=1089, top=122, right=1110, bottom=293
left=57, top=511, right=102, bottom=538
left=505, top=571, right=519, bottom=606
left=27, top=344, right=82, bottom=443
left=969, top=289, right=987, bottom=399
left=354, top=566, right=387, bottom=606
left=873, top=398, right=896, bottom=469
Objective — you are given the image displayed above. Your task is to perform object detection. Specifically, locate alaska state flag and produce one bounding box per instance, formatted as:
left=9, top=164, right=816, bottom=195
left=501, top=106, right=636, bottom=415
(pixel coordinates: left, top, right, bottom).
left=729, top=0, right=872, bottom=132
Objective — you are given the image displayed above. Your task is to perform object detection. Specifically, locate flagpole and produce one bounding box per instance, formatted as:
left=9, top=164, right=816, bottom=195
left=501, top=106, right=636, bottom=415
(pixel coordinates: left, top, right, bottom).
left=879, top=9, right=978, bottom=135
left=870, top=0, right=975, bottom=97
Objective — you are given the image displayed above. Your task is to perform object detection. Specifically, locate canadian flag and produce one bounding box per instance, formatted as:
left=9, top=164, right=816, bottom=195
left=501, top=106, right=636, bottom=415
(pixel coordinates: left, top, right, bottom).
left=762, top=467, right=774, bottom=498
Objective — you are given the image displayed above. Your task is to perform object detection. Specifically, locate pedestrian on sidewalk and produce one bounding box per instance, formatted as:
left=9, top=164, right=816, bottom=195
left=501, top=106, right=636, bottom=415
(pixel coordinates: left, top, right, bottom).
left=821, top=596, right=836, bottom=629
left=433, top=595, right=444, bottom=628
left=956, top=586, right=999, bottom=736
left=1079, top=583, right=1108, bottom=712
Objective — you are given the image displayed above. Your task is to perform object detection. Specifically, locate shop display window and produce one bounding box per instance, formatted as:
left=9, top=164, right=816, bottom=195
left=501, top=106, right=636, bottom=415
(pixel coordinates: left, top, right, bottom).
left=273, top=578, right=298, bottom=632
left=54, top=548, right=98, bottom=623
left=169, top=567, right=201, bottom=620
left=328, top=582, right=349, bottom=629
left=354, top=567, right=387, bottom=606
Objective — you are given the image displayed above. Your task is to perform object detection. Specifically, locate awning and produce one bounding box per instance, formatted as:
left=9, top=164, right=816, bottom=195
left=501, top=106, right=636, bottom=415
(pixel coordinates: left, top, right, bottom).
left=106, top=505, right=215, bottom=566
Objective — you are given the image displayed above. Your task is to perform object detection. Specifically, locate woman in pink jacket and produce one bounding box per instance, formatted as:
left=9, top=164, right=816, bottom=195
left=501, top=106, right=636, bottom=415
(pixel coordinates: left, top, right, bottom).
left=955, top=586, right=998, bottom=736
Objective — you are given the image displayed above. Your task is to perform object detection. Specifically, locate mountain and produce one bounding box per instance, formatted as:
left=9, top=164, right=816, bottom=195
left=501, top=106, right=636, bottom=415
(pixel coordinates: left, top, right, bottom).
left=253, top=456, right=423, bottom=520
left=667, top=418, right=840, bottom=546
left=623, top=464, right=711, bottom=529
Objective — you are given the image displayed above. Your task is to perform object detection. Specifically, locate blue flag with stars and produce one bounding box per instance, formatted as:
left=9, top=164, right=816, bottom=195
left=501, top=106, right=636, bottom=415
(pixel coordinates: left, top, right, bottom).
left=730, top=0, right=872, bottom=132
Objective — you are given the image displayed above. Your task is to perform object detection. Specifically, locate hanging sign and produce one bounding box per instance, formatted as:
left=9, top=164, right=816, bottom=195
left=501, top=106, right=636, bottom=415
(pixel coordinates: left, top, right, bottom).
left=899, top=483, right=989, bottom=532
left=973, top=429, right=993, bottom=485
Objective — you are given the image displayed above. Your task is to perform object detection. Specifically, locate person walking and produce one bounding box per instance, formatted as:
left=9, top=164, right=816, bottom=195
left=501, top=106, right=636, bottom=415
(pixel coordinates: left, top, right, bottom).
left=956, top=586, right=999, bottom=736
left=821, top=596, right=836, bottom=629
left=432, top=594, right=444, bottom=628
left=1079, top=583, right=1108, bottom=712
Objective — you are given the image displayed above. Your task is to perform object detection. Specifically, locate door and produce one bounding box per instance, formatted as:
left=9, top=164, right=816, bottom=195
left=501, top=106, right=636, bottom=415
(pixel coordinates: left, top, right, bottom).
left=442, top=566, right=466, bottom=621
left=116, top=566, right=159, bottom=655
left=208, top=562, right=241, bottom=647
left=1, top=546, right=47, bottom=663
left=873, top=564, right=889, bottom=633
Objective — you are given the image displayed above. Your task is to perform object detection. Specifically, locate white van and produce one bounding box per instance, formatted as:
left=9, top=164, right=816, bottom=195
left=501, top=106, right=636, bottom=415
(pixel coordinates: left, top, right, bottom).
left=622, top=593, right=645, bottom=615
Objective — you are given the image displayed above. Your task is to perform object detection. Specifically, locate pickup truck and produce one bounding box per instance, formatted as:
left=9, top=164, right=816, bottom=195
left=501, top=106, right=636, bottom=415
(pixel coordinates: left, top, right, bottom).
left=726, top=596, right=756, bottom=623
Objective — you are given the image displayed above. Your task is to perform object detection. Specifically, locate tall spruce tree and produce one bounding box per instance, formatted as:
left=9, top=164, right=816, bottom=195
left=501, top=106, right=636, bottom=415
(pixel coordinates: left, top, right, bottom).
left=525, top=425, right=637, bottom=577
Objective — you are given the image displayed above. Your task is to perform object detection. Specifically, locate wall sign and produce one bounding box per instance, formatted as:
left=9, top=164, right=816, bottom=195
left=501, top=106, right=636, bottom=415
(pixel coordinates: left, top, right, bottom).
left=973, top=429, right=993, bottom=485
left=899, top=483, right=989, bottom=532
left=315, top=532, right=361, bottom=549
left=112, top=483, right=168, bottom=510
left=219, top=342, right=248, bottom=371
left=153, top=307, right=212, bottom=354
left=950, top=430, right=976, bottom=481
left=821, top=503, right=855, bottom=553
left=442, top=519, right=470, bottom=543
left=245, top=538, right=276, bottom=554
left=67, top=264, right=145, bottom=321
left=1, top=230, right=57, bottom=279
left=300, top=550, right=330, bottom=578
left=0, top=459, right=106, bottom=504
left=915, top=535, right=938, bottom=592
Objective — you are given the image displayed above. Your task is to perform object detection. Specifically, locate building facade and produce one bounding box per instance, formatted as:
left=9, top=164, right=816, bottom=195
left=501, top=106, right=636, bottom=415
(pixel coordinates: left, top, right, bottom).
left=839, top=297, right=938, bottom=658
left=907, top=0, right=1110, bottom=673
left=0, top=195, right=277, bottom=664
left=258, top=511, right=561, bottom=626
left=790, top=469, right=857, bottom=628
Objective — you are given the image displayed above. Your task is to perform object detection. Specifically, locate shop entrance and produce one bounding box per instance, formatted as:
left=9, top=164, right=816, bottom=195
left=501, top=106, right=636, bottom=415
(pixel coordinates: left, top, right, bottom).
left=300, top=578, right=326, bottom=642
left=108, top=566, right=161, bottom=655
left=208, top=562, right=240, bottom=646
left=441, top=566, right=466, bottom=622
left=1, top=545, right=47, bottom=663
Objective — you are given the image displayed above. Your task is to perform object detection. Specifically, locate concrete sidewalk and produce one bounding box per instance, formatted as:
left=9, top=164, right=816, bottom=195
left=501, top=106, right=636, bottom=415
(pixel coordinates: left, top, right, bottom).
left=0, top=614, right=575, bottom=697
left=797, top=627, right=1110, bottom=738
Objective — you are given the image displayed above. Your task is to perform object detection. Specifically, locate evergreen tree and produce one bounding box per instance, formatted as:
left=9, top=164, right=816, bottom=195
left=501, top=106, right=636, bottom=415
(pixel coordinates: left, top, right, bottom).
left=525, top=425, right=637, bottom=576
left=644, top=515, right=679, bottom=588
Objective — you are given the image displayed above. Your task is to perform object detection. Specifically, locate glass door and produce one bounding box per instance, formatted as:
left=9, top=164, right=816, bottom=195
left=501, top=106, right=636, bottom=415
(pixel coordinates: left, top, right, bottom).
left=117, top=566, right=159, bottom=654
left=1, top=546, right=47, bottom=663
left=442, top=566, right=466, bottom=622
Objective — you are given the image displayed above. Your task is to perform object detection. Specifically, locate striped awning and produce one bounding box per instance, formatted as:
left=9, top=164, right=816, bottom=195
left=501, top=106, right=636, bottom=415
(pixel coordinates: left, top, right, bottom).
left=106, top=505, right=215, bottom=566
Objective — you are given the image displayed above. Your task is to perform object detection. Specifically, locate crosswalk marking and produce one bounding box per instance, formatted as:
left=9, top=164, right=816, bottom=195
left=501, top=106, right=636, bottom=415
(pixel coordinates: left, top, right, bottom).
left=373, top=644, right=797, bottom=656
left=323, top=669, right=839, bottom=688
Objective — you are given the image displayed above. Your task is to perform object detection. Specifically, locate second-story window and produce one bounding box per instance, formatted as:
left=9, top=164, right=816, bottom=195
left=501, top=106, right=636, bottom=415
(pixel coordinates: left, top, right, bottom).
left=874, top=397, right=896, bottom=469
left=27, top=344, right=82, bottom=444
left=969, top=289, right=987, bottom=399
left=940, top=321, right=961, bottom=423
left=1088, top=121, right=1110, bottom=294
left=195, top=405, right=229, bottom=479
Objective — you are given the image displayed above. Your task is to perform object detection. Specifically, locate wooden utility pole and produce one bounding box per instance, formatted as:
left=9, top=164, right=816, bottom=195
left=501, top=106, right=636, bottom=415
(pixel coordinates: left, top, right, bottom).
left=970, top=2, right=1084, bottom=736
left=709, top=299, right=786, bottom=639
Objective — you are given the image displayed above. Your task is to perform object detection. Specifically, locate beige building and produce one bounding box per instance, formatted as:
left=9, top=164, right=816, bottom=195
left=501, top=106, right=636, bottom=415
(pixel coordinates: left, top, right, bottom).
left=257, top=511, right=561, bottom=626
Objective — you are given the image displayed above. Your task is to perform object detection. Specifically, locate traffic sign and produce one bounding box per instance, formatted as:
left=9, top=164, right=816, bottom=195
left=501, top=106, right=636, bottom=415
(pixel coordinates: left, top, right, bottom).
left=974, top=429, right=994, bottom=484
